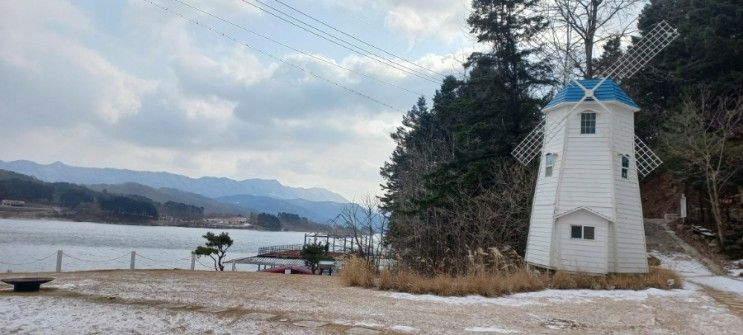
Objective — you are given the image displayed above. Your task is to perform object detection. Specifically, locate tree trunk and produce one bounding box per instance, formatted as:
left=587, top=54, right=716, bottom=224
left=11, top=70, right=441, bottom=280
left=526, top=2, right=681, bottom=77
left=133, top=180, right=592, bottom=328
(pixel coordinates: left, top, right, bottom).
left=706, top=172, right=726, bottom=249
left=585, top=35, right=594, bottom=78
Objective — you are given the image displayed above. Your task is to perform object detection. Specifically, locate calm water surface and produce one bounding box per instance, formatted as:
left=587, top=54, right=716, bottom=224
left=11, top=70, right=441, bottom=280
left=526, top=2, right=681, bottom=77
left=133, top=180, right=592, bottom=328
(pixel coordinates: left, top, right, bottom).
left=0, top=219, right=305, bottom=272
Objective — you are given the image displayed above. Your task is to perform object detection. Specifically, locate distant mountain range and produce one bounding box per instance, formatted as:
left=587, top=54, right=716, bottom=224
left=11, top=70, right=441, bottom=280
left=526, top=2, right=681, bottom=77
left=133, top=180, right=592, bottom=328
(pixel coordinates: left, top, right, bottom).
left=0, top=160, right=351, bottom=223
left=0, top=160, right=347, bottom=202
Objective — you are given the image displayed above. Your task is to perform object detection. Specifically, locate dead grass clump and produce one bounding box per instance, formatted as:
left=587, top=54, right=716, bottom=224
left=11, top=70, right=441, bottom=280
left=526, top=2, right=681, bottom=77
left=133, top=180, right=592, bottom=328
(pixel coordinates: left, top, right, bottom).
left=551, top=267, right=682, bottom=290
left=365, top=267, right=547, bottom=297
left=342, top=255, right=681, bottom=297
left=340, top=256, right=374, bottom=288
left=608, top=267, right=682, bottom=290
left=551, top=271, right=608, bottom=290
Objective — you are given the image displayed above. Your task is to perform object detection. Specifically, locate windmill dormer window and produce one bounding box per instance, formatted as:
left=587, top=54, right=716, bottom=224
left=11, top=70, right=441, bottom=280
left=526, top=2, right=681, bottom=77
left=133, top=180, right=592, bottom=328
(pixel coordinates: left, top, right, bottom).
left=580, top=112, right=596, bottom=134
left=545, top=153, right=556, bottom=177
left=621, top=155, right=630, bottom=179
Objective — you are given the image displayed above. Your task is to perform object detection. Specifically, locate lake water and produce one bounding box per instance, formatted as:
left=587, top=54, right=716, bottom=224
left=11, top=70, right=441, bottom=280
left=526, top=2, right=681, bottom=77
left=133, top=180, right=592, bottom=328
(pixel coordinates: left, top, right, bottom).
left=0, top=219, right=305, bottom=273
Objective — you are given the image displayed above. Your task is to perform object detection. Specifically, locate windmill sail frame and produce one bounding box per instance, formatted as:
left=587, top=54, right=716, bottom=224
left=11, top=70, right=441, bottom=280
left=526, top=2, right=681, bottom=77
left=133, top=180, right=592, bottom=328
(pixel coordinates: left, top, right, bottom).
left=511, top=20, right=678, bottom=177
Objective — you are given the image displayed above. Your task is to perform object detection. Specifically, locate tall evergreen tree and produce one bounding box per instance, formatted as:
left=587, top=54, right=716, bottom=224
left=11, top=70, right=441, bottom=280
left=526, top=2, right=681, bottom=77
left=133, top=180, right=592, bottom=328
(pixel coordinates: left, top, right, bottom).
left=626, top=0, right=743, bottom=142
left=380, top=0, right=550, bottom=274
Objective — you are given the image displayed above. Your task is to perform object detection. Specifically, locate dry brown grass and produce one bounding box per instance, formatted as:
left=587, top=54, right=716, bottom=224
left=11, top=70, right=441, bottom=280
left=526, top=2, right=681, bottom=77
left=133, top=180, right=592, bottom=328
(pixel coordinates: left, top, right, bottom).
left=341, top=256, right=682, bottom=297
left=372, top=268, right=547, bottom=297
left=339, top=256, right=375, bottom=288
left=551, top=267, right=682, bottom=290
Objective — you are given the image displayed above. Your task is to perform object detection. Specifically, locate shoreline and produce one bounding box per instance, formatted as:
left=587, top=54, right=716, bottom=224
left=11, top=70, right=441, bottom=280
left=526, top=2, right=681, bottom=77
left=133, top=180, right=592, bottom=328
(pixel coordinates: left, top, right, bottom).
left=0, top=212, right=325, bottom=233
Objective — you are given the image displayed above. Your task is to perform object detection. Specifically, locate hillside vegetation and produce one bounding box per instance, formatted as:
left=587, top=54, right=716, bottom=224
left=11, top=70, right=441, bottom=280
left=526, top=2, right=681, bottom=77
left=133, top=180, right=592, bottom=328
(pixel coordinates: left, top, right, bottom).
left=0, top=169, right=164, bottom=222
left=379, top=0, right=743, bottom=277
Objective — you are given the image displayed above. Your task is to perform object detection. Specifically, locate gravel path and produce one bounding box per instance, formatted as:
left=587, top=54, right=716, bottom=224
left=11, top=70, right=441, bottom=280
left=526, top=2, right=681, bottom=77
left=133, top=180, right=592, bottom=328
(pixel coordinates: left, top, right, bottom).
left=1, top=269, right=741, bottom=334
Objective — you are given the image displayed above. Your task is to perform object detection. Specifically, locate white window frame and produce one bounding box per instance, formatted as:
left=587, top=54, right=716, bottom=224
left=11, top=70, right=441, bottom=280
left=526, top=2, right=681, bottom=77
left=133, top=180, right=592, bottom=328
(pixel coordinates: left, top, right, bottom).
left=580, top=112, right=596, bottom=134
left=621, top=154, right=630, bottom=179
left=545, top=153, right=556, bottom=177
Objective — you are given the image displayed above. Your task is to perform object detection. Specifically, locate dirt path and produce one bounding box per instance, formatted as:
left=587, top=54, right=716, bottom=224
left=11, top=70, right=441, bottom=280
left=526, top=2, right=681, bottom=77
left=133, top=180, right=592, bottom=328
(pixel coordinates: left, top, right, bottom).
left=705, top=288, right=743, bottom=318
left=645, top=219, right=743, bottom=316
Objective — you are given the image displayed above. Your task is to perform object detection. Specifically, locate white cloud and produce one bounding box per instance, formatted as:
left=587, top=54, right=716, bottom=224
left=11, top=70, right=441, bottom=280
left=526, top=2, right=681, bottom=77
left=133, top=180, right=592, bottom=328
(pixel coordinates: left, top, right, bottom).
left=294, top=0, right=474, bottom=45
left=383, top=0, right=472, bottom=44
left=0, top=0, right=479, bottom=199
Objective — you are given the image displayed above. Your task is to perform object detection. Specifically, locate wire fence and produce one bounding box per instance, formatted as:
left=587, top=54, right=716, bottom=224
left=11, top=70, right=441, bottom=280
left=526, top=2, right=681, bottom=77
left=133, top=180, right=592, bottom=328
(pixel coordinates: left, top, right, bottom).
left=0, top=250, right=212, bottom=273
left=0, top=252, right=58, bottom=266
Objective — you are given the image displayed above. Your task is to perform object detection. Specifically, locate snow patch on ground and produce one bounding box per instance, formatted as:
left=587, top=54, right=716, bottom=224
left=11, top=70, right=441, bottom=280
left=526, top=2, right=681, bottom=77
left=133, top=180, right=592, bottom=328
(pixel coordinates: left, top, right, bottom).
left=392, top=325, right=417, bottom=333
left=388, top=287, right=690, bottom=306
left=653, top=252, right=743, bottom=297
left=465, top=326, right=519, bottom=333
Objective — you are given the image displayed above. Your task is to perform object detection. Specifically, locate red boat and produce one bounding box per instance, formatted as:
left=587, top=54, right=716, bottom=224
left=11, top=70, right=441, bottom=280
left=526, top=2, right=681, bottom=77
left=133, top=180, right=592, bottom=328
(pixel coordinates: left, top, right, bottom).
left=260, top=265, right=314, bottom=275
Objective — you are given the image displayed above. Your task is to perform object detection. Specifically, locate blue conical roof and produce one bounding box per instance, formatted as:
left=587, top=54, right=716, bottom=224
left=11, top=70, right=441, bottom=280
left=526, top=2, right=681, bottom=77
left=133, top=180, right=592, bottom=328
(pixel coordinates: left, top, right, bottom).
left=544, top=79, right=639, bottom=110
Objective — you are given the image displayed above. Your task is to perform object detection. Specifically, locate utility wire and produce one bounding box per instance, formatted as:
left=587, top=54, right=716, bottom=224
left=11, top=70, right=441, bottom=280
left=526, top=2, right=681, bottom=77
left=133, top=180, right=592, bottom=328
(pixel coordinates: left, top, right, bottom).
left=271, top=0, right=448, bottom=79
left=167, top=0, right=424, bottom=96
left=0, top=252, right=58, bottom=265
left=239, top=0, right=441, bottom=83
left=63, top=252, right=130, bottom=263
left=142, top=0, right=403, bottom=113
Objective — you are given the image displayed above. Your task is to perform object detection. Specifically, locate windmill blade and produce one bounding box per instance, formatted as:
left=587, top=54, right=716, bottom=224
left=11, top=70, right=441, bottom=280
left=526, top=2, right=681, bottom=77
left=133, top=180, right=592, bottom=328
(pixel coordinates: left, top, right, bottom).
left=599, top=20, right=679, bottom=82
left=512, top=120, right=545, bottom=165
left=634, top=135, right=663, bottom=178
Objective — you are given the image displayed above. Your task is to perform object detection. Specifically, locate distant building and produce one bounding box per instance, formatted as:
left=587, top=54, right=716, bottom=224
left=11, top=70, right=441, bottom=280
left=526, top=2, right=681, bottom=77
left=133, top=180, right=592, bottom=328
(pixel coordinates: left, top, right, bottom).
left=1, top=200, right=26, bottom=207
left=228, top=217, right=250, bottom=225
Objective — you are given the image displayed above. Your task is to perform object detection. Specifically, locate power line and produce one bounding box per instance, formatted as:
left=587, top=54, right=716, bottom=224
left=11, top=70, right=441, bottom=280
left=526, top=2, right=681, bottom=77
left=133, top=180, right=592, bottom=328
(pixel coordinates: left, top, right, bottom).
left=141, top=0, right=404, bottom=113
left=238, top=0, right=441, bottom=83
left=271, top=0, right=448, bottom=79
left=167, top=0, right=424, bottom=97
left=244, top=0, right=439, bottom=83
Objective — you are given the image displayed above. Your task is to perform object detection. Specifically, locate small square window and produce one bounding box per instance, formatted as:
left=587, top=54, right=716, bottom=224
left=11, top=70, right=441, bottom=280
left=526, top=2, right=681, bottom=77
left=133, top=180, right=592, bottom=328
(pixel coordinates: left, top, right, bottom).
left=583, top=226, right=595, bottom=240
left=580, top=112, right=596, bottom=134
left=570, top=225, right=582, bottom=239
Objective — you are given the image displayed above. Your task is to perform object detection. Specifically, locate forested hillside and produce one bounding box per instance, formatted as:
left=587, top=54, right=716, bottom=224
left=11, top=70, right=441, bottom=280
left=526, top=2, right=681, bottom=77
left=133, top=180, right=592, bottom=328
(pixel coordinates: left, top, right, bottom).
left=381, top=0, right=743, bottom=274
left=0, top=169, right=162, bottom=222
left=86, top=182, right=249, bottom=216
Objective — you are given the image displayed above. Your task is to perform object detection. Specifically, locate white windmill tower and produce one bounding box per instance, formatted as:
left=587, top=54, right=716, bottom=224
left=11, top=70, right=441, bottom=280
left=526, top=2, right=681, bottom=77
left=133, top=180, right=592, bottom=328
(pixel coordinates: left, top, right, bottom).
left=512, top=21, right=679, bottom=274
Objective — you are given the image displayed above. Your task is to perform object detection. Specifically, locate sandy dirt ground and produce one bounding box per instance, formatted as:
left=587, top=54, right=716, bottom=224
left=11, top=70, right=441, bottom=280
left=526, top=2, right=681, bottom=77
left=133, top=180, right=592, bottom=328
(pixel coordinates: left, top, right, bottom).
left=1, top=268, right=742, bottom=335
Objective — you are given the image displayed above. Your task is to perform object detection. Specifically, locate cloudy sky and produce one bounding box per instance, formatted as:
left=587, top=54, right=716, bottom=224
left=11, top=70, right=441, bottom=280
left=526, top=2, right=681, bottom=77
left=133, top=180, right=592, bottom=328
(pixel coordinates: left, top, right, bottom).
left=0, top=0, right=480, bottom=200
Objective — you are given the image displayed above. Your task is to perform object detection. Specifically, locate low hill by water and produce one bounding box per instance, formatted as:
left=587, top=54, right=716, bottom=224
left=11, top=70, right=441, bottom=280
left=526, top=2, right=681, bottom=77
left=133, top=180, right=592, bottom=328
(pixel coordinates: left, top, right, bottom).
left=86, top=182, right=250, bottom=216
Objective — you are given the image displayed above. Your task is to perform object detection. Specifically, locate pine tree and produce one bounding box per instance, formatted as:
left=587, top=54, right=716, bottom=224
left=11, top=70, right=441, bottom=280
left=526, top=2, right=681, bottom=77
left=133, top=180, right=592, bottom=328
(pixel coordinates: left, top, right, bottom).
left=380, top=0, right=549, bottom=274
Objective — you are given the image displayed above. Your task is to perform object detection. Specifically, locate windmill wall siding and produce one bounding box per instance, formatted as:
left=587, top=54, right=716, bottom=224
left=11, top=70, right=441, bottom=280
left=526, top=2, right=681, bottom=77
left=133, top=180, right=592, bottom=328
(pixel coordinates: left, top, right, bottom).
left=557, top=106, right=613, bottom=219
left=611, top=108, right=649, bottom=272
left=525, top=107, right=566, bottom=268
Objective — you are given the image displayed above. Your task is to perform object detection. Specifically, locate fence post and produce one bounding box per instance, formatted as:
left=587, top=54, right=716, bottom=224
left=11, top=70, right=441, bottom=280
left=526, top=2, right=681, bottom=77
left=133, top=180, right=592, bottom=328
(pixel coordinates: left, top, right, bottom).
left=190, top=254, right=196, bottom=270
left=55, top=250, right=63, bottom=272
left=130, top=251, right=136, bottom=270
